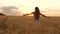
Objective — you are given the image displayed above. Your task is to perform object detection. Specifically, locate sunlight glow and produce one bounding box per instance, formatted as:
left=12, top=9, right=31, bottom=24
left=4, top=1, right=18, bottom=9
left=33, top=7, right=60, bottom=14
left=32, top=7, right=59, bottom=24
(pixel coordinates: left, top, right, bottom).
left=0, top=0, right=60, bottom=16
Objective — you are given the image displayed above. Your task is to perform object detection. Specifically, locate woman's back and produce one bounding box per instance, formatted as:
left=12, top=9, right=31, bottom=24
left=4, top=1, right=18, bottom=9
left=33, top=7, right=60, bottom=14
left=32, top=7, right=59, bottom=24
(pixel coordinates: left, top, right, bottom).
left=34, top=7, right=40, bottom=20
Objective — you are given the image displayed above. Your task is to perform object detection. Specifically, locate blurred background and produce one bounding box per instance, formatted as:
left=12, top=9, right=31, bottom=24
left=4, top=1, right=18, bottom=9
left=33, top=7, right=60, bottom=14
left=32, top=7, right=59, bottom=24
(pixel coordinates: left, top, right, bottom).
left=0, top=0, right=60, bottom=16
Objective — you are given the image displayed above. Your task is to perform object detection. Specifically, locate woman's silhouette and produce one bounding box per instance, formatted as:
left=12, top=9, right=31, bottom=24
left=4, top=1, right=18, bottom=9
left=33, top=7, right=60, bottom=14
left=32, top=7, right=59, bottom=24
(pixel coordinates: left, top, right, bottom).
left=23, top=7, right=48, bottom=22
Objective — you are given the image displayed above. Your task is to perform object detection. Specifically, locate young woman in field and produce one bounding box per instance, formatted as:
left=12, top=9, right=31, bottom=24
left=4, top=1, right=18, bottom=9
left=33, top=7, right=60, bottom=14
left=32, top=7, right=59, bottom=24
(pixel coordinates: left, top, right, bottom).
left=23, top=7, right=48, bottom=22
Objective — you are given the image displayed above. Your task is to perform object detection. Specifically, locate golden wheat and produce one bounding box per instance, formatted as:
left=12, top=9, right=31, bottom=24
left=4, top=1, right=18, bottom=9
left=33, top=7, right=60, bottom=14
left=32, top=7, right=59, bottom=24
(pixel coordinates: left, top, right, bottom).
left=0, top=16, right=60, bottom=34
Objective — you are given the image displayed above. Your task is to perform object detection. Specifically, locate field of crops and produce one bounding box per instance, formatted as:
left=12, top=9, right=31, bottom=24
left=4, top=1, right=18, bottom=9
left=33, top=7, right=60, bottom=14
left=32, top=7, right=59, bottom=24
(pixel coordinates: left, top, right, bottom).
left=0, top=16, right=60, bottom=34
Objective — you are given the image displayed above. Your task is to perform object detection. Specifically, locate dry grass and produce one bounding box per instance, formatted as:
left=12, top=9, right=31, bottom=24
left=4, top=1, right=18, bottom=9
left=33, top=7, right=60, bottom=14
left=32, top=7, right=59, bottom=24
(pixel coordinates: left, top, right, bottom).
left=0, top=16, right=60, bottom=34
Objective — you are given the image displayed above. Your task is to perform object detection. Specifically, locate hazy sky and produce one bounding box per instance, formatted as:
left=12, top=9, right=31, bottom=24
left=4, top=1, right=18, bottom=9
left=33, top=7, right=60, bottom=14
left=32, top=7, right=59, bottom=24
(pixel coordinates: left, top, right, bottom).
left=0, top=0, right=60, bottom=16
left=0, top=0, right=60, bottom=8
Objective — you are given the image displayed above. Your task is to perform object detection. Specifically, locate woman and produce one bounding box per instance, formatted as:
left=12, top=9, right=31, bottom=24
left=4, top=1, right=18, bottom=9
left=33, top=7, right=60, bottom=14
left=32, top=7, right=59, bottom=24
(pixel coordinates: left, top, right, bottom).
left=23, top=7, right=48, bottom=22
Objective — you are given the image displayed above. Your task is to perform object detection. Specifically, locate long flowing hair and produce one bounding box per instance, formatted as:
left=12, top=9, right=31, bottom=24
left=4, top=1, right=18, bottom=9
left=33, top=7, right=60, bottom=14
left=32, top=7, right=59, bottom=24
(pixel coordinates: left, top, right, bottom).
left=35, top=7, right=40, bottom=14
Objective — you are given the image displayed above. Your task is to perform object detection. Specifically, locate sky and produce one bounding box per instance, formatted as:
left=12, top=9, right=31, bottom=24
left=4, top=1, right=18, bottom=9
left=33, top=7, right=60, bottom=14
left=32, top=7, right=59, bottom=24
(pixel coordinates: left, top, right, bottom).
left=0, top=0, right=60, bottom=16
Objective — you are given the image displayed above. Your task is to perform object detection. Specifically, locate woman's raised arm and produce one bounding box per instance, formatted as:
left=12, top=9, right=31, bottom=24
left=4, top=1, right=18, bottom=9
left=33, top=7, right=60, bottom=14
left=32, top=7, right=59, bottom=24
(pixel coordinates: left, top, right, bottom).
left=40, top=13, right=50, bottom=18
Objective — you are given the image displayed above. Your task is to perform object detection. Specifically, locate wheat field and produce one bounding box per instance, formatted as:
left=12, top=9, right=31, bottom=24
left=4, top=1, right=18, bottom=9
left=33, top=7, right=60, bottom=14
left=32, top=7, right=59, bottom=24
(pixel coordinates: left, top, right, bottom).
left=0, top=16, right=60, bottom=34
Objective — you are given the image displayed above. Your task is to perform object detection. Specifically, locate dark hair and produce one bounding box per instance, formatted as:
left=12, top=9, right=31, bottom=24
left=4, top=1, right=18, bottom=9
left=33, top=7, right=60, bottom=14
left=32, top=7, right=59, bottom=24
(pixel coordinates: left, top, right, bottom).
left=35, top=7, right=40, bottom=13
